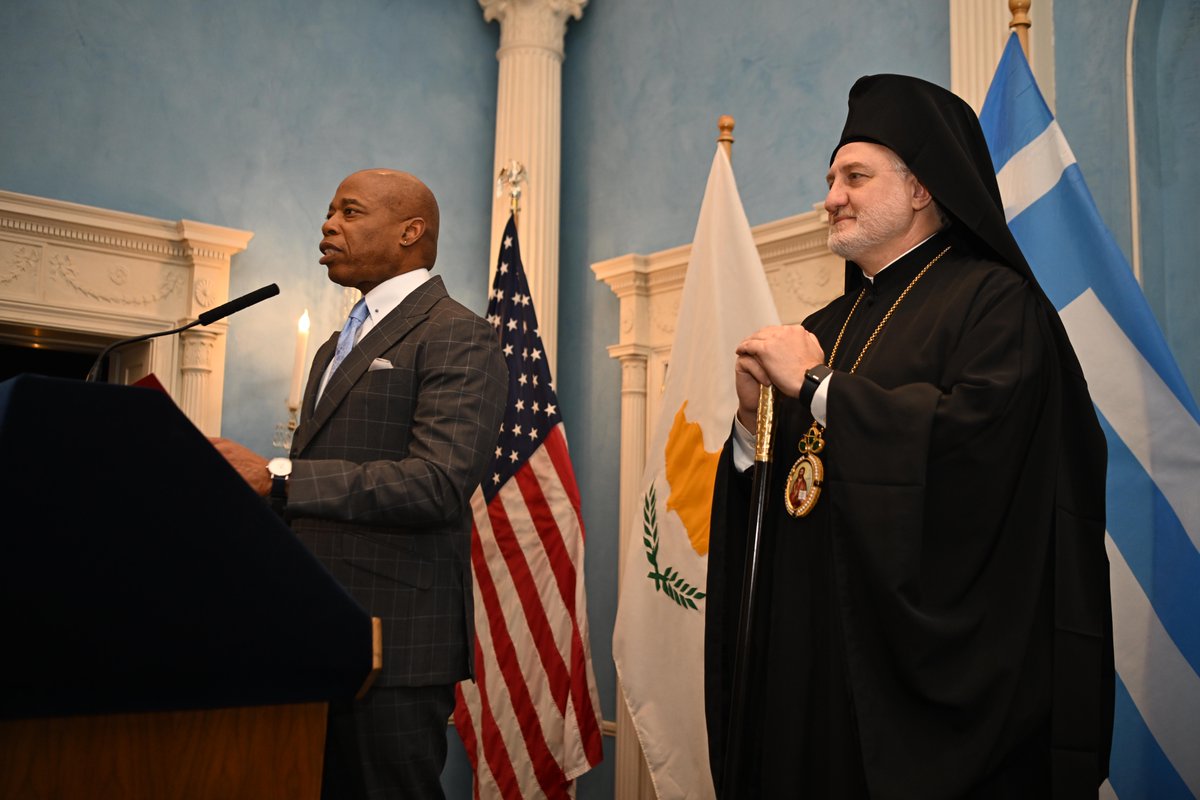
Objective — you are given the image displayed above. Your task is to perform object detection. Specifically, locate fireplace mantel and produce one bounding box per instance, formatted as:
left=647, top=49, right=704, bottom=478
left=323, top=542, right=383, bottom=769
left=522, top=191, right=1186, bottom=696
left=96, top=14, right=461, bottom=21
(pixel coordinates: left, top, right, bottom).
left=0, top=189, right=253, bottom=435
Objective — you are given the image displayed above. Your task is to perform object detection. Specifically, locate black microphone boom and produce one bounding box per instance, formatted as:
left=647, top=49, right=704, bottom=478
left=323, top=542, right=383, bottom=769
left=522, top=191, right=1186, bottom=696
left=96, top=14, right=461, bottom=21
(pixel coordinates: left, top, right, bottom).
left=197, top=283, right=280, bottom=326
left=84, top=283, right=280, bottom=383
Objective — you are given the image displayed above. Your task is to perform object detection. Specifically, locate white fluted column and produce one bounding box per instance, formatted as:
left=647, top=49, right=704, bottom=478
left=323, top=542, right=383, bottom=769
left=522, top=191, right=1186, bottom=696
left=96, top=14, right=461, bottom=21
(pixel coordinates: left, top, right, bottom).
left=481, top=0, right=586, bottom=374
left=950, top=0, right=1055, bottom=114
left=610, top=344, right=657, bottom=799
left=178, top=327, right=219, bottom=431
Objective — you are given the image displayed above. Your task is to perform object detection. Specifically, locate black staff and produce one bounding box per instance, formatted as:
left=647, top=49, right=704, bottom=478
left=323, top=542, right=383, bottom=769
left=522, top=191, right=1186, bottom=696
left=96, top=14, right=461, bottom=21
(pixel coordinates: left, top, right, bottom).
left=720, top=384, right=776, bottom=798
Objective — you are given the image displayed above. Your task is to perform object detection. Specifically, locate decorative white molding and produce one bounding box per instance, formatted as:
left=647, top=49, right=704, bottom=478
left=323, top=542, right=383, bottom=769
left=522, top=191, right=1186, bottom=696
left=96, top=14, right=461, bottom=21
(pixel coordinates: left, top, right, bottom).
left=593, top=203, right=842, bottom=800
left=482, top=0, right=586, bottom=375
left=0, top=189, right=253, bottom=435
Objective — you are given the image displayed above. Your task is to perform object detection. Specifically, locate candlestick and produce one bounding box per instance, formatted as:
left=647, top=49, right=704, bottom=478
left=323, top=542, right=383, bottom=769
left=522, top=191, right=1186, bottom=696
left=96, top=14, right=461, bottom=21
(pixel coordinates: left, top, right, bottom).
left=287, top=309, right=310, bottom=410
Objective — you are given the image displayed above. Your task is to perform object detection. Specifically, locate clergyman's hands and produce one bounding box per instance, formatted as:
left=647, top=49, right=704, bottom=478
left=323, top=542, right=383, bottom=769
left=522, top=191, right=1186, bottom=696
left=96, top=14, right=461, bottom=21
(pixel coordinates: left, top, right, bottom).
left=735, top=325, right=826, bottom=426
left=209, top=437, right=271, bottom=497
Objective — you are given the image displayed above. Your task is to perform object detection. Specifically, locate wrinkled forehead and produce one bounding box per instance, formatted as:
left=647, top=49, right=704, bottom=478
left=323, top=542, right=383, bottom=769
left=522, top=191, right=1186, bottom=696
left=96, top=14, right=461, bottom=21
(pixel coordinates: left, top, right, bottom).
left=826, top=140, right=904, bottom=177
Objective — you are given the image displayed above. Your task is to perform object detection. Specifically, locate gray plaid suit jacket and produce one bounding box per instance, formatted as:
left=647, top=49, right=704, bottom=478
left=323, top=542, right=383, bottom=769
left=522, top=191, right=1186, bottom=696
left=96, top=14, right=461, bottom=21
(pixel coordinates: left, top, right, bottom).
left=287, top=275, right=506, bottom=687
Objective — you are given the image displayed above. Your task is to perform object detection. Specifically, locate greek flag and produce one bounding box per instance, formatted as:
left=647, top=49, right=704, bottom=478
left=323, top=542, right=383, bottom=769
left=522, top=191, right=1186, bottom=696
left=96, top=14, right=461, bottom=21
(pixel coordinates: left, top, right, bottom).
left=980, top=34, right=1200, bottom=800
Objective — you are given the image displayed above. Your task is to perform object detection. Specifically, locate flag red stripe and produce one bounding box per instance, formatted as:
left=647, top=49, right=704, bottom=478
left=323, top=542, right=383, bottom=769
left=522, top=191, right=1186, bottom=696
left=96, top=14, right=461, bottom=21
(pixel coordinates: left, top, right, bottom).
left=484, top=495, right=571, bottom=795
left=493, top=470, right=574, bottom=715
left=452, top=683, right=480, bottom=784
left=516, top=470, right=603, bottom=769
left=460, top=524, right=523, bottom=798
left=571, top=626, right=605, bottom=765
left=543, top=426, right=584, bottom=525
left=510, top=470, right=577, bottom=712
left=540, top=429, right=604, bottom=762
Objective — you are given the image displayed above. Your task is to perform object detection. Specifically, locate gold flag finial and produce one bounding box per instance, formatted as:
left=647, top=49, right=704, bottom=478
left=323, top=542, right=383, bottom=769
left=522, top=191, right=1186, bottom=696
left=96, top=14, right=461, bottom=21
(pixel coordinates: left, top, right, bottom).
left=718, top=115, right=735, bottom=160
left=1009, top=0, right=1031, bottom=58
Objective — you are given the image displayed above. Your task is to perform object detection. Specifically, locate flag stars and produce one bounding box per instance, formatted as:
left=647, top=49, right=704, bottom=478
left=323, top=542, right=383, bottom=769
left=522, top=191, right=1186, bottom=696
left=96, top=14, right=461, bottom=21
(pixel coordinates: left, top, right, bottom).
left=503, top=235, right=513, bottom=250
left=492, top=473, right=500, bottom=484
left=527, top=428, right=538, bottom=441
left=513, top=424, right=523, bottom=437
left=518, top=373, right=528, bottom=386
left=515, top=399, right=525, bottom=412
left=503, top=343, right=514, bottom=357
left=533, top=402, right=541, bottom=414
left=545, top=404, right=556, bottom=416
left=499, top=261, right=509, bottom=274
left=495, top=446, right=502, bottom=458
left=509, top=450, right=519, bottom=463
left=531, top=348, right=542, bottom=361
left=507, top=318, right=518, bottom=331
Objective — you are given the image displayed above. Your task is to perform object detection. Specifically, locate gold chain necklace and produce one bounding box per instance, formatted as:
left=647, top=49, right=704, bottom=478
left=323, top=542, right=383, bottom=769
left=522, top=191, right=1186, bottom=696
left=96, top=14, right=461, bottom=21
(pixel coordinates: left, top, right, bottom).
left=784, top=244, right=952, bottom=517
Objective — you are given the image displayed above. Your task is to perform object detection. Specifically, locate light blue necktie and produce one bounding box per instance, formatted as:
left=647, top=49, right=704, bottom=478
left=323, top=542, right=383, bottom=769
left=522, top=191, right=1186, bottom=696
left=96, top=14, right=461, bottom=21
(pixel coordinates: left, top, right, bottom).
left=327, top=298, right=369, bottom=377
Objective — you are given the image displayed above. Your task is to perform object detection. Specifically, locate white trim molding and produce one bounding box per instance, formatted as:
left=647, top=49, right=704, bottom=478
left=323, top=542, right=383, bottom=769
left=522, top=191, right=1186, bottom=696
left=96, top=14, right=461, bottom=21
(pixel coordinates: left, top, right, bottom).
left=0, top=189, right=253, bottom=434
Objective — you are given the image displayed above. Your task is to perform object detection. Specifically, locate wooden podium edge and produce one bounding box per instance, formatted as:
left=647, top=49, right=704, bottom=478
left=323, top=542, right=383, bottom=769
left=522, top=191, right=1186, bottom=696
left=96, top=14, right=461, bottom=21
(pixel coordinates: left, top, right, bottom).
left=355, top=616, right=383, bottom=701
left=0, top=702, right=327, bottom=800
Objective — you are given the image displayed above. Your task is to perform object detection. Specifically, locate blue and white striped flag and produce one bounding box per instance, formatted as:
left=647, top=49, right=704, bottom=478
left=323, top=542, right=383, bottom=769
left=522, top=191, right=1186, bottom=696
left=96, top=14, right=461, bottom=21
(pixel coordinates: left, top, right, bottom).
left=980, top=34, right=1200, bottom=800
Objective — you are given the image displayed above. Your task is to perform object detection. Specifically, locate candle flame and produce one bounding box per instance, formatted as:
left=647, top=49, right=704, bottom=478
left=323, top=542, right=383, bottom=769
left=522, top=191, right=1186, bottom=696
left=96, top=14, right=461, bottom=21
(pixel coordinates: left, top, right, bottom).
left=299, top=309, right=310, bottom=332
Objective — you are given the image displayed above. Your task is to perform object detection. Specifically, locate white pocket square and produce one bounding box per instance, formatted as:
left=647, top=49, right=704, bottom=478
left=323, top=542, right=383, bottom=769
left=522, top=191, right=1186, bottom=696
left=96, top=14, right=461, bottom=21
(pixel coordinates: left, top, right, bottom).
left=368, top=358, right=394, bottom=372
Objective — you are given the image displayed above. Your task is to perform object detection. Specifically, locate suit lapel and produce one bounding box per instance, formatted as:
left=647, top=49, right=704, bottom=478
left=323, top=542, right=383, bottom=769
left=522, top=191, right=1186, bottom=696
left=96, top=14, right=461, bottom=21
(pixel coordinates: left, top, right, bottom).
left=292, top=276, right=448, bottom=456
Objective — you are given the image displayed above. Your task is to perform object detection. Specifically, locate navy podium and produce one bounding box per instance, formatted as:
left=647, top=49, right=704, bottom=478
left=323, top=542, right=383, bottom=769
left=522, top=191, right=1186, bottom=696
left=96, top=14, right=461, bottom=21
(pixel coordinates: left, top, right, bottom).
left=0, top=374, right=377, bottom=799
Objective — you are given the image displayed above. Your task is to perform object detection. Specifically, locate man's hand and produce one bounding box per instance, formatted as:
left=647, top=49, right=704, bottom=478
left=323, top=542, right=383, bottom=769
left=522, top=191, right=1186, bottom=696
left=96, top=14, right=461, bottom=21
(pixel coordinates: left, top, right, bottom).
left=735, top=325, right=826, bottom=414
left=210, top=437, right=271, bottom=497
left=735, top=353, right=768, bottom=431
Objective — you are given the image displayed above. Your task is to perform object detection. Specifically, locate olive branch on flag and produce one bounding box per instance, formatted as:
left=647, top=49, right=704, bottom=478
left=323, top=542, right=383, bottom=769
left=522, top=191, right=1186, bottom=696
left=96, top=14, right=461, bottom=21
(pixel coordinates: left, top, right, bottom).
left=642, top=484, right=706, bottom=610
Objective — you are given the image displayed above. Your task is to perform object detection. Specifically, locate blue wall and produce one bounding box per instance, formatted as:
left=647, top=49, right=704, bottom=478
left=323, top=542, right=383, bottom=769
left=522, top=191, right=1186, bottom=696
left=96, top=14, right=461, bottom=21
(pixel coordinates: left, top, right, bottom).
left=1054, top=0, right=1200, bottom=398
left=2, top=1, right=1195, bottom=797
left=0, top=0, right=500, bottom=457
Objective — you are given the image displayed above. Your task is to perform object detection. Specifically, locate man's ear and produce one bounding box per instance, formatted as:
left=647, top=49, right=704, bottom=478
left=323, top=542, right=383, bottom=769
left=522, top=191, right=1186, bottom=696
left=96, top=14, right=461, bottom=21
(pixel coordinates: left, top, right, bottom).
left=400, top=217, right=426, bottom=246
left=911, top=178, right=934, bottom=212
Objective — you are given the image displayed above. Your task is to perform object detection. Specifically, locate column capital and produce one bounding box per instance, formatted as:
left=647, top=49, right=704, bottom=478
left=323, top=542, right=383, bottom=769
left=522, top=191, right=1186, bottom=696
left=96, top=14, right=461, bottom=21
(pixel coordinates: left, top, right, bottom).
left=480, top=0, right=587, bottom=59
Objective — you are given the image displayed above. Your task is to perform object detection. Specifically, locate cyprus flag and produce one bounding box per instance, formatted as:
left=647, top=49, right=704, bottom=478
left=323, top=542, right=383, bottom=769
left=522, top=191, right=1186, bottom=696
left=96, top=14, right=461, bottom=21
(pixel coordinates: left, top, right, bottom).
left=612, top=145, right=779, bottom=799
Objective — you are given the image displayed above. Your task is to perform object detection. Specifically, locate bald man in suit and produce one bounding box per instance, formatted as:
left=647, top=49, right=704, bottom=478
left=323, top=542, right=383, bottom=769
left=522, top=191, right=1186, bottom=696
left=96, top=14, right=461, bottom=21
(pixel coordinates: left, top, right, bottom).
left=214, top=169, right=507, bottom=798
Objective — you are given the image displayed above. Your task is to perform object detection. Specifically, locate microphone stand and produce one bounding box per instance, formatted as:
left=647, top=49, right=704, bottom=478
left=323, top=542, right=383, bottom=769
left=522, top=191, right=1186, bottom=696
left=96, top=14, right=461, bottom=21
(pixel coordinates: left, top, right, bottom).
left=85, top=319, right=201, bottom=383
left=84, top=284, right=279, bottom=383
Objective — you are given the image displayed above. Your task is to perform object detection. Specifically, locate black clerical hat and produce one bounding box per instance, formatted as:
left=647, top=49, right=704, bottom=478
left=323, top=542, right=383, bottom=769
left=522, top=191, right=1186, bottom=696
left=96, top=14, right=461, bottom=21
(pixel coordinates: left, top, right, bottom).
left=832, top=74, right=1033, bottom=286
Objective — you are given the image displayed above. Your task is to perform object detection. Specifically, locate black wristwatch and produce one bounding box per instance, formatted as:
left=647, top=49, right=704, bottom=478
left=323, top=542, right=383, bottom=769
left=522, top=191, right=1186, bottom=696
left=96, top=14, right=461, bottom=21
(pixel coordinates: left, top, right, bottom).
left=799, top=364, right=833, bottom=409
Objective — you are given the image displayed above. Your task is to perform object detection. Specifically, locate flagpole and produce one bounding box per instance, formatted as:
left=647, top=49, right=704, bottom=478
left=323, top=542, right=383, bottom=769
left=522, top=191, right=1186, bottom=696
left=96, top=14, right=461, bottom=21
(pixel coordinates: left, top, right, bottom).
left=716, top=114, right=778, bottom=798
left=1008, top=0, right=1031, bottom=58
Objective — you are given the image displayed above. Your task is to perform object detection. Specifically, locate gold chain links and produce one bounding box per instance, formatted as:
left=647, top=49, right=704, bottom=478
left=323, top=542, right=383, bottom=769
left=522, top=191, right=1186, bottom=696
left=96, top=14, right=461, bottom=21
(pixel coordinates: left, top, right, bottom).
left=826, top=245, right=951, bottom=374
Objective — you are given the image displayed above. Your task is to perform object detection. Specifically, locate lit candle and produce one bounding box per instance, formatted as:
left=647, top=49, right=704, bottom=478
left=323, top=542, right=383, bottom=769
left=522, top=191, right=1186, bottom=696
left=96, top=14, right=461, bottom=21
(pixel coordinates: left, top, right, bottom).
left=287, top=309, right=310, bottom=410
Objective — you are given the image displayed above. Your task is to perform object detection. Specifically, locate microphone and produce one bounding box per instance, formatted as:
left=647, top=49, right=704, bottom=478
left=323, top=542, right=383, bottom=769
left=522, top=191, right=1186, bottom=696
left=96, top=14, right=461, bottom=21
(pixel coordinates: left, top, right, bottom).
left=85, top=283, right=280, bottom=383
left=197, top=283, right=280, bottom=326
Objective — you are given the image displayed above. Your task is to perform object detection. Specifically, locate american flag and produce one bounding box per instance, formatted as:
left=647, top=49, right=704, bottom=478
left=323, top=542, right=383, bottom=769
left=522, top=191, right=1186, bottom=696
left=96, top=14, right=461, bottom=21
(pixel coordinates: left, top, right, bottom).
left=454, top=214, right=604, bottom=798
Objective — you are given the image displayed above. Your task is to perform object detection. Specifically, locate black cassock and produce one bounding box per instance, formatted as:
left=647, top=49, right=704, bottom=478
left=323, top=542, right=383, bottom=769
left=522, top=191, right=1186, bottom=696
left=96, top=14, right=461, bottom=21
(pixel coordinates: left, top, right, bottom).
left=705, top=230, right=1112, bottom=799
